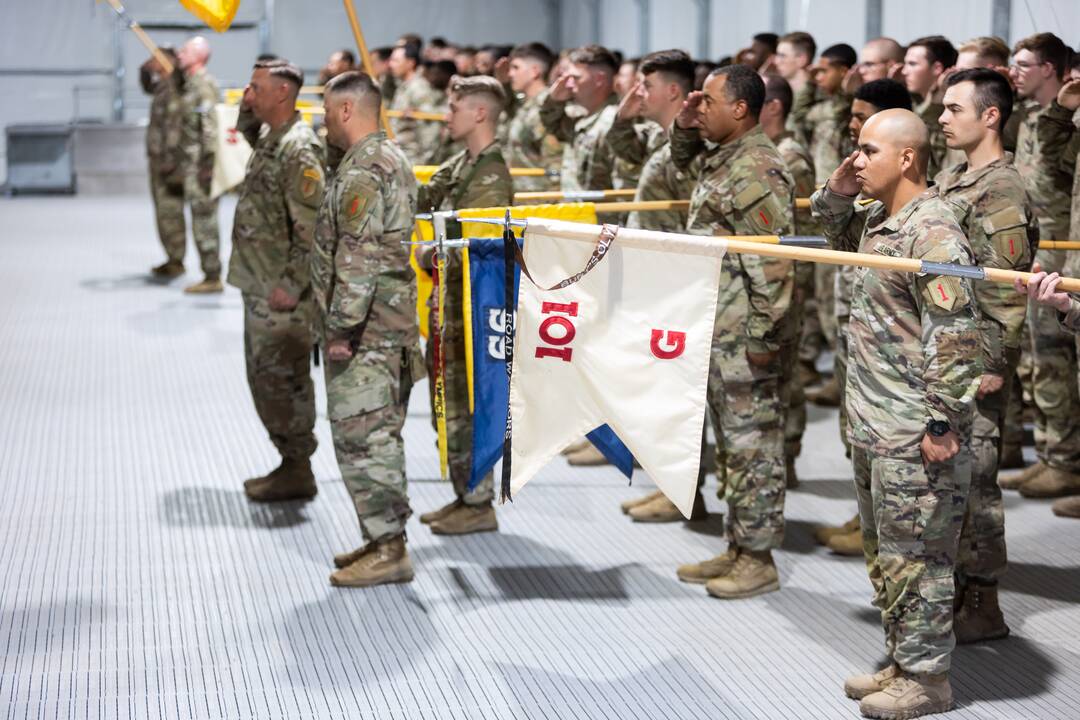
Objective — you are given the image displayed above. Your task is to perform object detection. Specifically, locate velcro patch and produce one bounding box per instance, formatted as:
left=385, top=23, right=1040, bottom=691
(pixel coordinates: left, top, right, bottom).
left=873, top=242, right=902, bottom=258
left=300, top=167, right=321, bottom=198
left=347, top=194, right=367, bottom=218
left=992, top=230, right=1025, bottom=265
left=926, top=276, right=962, bottom=311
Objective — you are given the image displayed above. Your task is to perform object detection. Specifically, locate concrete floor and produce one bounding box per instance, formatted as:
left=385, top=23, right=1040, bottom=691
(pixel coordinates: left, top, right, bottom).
left=1, top=195, right=1078, bottom=719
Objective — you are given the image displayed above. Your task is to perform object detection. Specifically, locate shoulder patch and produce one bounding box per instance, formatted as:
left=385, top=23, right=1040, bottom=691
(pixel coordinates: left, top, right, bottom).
left=299, top=166, right=322, bottom=199
left=347, top=194, right=368, bottom=218
left=925, top=276, right=962, bottom=311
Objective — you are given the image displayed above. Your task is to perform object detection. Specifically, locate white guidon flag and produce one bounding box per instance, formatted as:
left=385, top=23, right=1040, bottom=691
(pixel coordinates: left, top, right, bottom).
left=507, top=218, right=727, bottom=517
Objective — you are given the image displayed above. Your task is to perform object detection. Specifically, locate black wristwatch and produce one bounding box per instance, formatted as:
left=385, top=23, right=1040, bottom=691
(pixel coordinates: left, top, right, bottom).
left=927, top=420, right=951, bottom=437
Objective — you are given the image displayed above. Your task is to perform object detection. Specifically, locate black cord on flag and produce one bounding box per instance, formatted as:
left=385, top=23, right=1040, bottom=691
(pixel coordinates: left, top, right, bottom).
left=501, top=211, right=516, bottom=502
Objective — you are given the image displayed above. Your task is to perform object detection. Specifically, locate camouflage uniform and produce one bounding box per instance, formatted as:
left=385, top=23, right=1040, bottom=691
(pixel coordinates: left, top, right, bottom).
left=504, top=90, right=563, bottom=192
left=311, top=131, right=423, bottom=542
left=146, top=71, right=186, bottom=264
left=177, top=67, right=222, bottom=279
left=227, top=113, right=325, bottom=464
left=389, top=72, right=442, bottom=163
left=1018, top=99, right=1080, bottom=472
left=1061, top=299, right=1080, bottom=333
left=811, top=185, right=981, bottom=676
left=418, top=142, right=514, bottom=506
left=914, top=94, right=950, bottom=180
left=672, top=123, right=796, bottom=551
left=539, top=94, right=618, bottom=192
left=606, top=117, right=694, bottom=232
left=936, top=156, right=1037, bottom=583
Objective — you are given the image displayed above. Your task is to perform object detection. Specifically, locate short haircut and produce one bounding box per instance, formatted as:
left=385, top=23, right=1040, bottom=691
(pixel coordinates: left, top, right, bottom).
left=780, top=32, right=816, bottom=62
left=694, top=60, right=719, bottom=90
left=324, top=70, right=382, bottom=113
left=753, top=33, right=779, bottom=53
left=429, top=37, right=450, bottom=50
left=709, top=64, right=767, bottom=117
left=854, top=79, right=913, bottom=111
left=373, top=46, right=393, bottom=62
left=253, top=59, right=303, bottom=90
left=864, top=37, right=905, bottom=63
left=510, top=42, right=555, bottom=75
left=1013, top=32, right=1072, bottom=80
left=957, top=36, right=1010, bottom=67
left=336, top=49, right=356, bottom=66
left=397, top=34, right=422, bottom=53
left=450, top=75, right=506, bottom=108
left=396, top=43, right=420, bottom=65
left=908, top=35, right=958, bottom=69
left=946, top=67, right=1014, bottom=131
left=821, top=43, right=857, bottom=68
left=639, top=49, right=695, bottom=95
left=763, top=74, right=793, bottom=116
left=255, top=52, right=278, bottom=62
left=569, top=44, right=619, bottom=75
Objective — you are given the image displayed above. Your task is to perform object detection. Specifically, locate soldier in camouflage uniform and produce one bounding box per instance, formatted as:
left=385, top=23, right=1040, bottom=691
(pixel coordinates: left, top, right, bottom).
left=1006, top=33, right=1080, bottom=498
left=225, top=60, right=326, bottom=503
left=174, top=37, right=223, bottom=294
left=812, top=109, right=981, bottom=718
left=312, top=72, right=424, bottom=588
left=540, top=45, right=620, bottom=193
left=936, top=69, right=1038, bottom=644
left=388, top=44, right=442, bottom=163
left=668, top=66, right=796, bottom=600
left=503, top=43, right=562, bottom=192
left=141, top=48, right=187, bottom=279
left=902, top=36, right=958, bottom=180
left=415, top=76, right=513, bottom=536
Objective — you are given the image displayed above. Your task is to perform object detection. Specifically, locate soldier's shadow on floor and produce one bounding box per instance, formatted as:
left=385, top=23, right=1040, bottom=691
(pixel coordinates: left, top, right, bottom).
left=790, top=478, right=856, bottom=499
left=1001, top=561, right=1080, bottom=604
left=158, top=486, right=309, bottom=529
left=782, top=518, right=844, bottom=555
left=79, top=273, right=177, bottom=291
left=952, top=635, right=1058, bottom=704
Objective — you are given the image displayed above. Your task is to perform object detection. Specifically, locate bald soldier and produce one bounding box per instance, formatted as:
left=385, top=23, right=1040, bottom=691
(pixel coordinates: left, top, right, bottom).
left=812, top=110, right=980, bottom=718
left=228, top=60, right=326, bottom=503
left=174, top=36, right=224, bottom=294
left=416, top=76, right=513, bottom=536
left=312, top=72, right=424, bottom=588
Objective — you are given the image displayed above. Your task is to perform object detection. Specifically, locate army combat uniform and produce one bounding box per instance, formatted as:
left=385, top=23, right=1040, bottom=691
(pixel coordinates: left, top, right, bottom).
left=145, top=69, right=186, bottom=270
left=672, top=123, right=796, bottom=597
left=606, top=116, right=694, bottom=232
left=539, top=94, right=618, bottom=192
left=311, top=131, right=423, bottom=548
left=504, top=90, right=563, bottom=192
left=811, top=184, right=981, bottom=687
left=389, top=72, right=442, bottom=163
left=417, top=142, right=513, bottom=525
left=177, top=67, right=222, bottom=281
left=228, top=112, right=325, bottom=492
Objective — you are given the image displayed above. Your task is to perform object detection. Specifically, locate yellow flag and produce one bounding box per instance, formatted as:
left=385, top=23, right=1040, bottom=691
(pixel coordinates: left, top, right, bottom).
left=179, top=0, right=240, bottom=32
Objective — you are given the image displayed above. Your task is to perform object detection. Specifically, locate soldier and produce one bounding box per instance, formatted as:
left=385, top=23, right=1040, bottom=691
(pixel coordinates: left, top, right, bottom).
left=789, top=43, right=857, bottom=185
left=936, top=68, right=1037, bottom=643
left=812, top=110, right=980, bottom=718
left=415, top=76, right=513, bottom=536
left=224, top=60, right=325, bottom=503
left=669, top=65, right=796, bottom=599
left=317, top=49, right=355, bottom=86
left=771, top=31, right=816, bottom=94
left=902, top=36, right=958, bottom=179
left=502, top=42, right=562, bottom=192
left=174, top=36, right=223, bottom=294
left=312, top=71, right=423, bottom=588
left=388, top=43, right=441, bottom=163
left=855, top=37, right=905, bottom=85
left=141, top=47, right=186, bottom=279
left=1006, top=32, right=1080, bottom=498
left=369, top=47, right=397, bottom=103
left=540, top=45, right=620, bottom=192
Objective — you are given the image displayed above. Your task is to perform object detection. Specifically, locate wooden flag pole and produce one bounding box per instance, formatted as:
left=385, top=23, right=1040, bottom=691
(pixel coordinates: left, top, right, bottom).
left=101, top=0, right=174, bottom=74
left=341, top=0, right=394, bottom=138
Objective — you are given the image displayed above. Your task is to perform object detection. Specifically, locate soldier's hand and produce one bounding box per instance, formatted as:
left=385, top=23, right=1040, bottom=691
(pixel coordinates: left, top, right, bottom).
left=976, top=373, right=1005, bottom=399
left=327, top=339, right=354, bottom=362
left=757, top=55, right=777, bottom=76
left=887, top=62, right=904, bottom=83
left=616, top=80, right=644, bottom=121
left=921, top=430, right=960, bottom=464
left=745, top=349, right=778, bottom=368
left=549, top=74, right=573, bottom=102
left=494, top=56, right=511, bottom=85
left=675, top=92, right=704, bottom=129
left=827, top=151, right=861, bottom=197
left=1016, top=268, right=1073, bottom=313
left=841, top=66, right=863, bottom=95
left=268, top=287, right=299, bottom=312
left=1057, top=79, right=1080, bottom=111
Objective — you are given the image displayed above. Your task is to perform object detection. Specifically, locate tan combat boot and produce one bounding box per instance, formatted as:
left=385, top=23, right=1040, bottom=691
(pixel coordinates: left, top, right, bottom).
left=566, top=444, right=609, bottom=466
left=244, top=457, right=316, bottom=502
left=814, top=513, right=861, bottom=546
left=859, top=672, right=952, bottom=719
left=845, top=663, right=901, bottom=700
left=799, top=359, right=822, bottom=387
left=705, top=549, right=780, bottom=599
left=1052, top=495, right=1080, bottom=518
left=1020, top=466, right=1080, bottom=498
left=330, top=536, right=413, bottom=587
left=151, top=260, right=184, bottom=278
left=333, top=544, right=370, bottom=569
left=629, top=491, right=706, bottom=523
left=676, top=546, right=738, bottom=584
left=998, top=461, right=1046, bottom=491
left=806, top=375, right=841, bottom=407
left=954, top=581, right=1010, bottom=644
left=561, top=438, right=590, bottom=456
left=429, top=503, right=498, bottom=535
left=620, top=489, right=663, bottom=514
left=419, top=498, right=463, bottom=525
left=827, top=528, right=865, bottom=556
left=184, top=277, right=224, bottom=294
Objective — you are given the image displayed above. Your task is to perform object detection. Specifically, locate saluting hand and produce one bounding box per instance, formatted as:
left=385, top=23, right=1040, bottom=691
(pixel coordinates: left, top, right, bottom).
left=827, top=151, right=861, bottom=197
left=841, top=66, right=863, bottom=95
left=1058, top=79, right=1080, bottom=112
left=675, top=91, right=704, bottom=129
left=616, top=80, right=644, bottom=121
left=494, top=56, right=511, bottom=85
left=549, top=73, right=573, bottom=102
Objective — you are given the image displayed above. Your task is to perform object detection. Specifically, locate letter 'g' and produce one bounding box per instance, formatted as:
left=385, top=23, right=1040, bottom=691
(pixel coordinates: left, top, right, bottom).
left=650, top=329, right=686, bottom=359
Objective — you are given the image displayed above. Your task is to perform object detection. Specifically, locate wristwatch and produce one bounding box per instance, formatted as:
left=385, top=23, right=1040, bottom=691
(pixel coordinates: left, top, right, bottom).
left=927, top=420, right=951, bottom=437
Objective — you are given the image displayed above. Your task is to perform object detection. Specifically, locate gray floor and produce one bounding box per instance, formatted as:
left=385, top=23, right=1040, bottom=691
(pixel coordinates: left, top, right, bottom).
left=1, top=196, right=1079, bottom=720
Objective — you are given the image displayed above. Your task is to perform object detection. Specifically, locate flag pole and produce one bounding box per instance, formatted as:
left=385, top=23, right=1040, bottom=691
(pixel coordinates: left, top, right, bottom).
left=100, top=0, right=174, bottom=75
left=341, top=0, right=395, bottom=138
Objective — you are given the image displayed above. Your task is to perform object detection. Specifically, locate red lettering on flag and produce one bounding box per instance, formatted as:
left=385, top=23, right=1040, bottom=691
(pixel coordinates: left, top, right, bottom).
left=650, top=329, right=686, bottom=360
